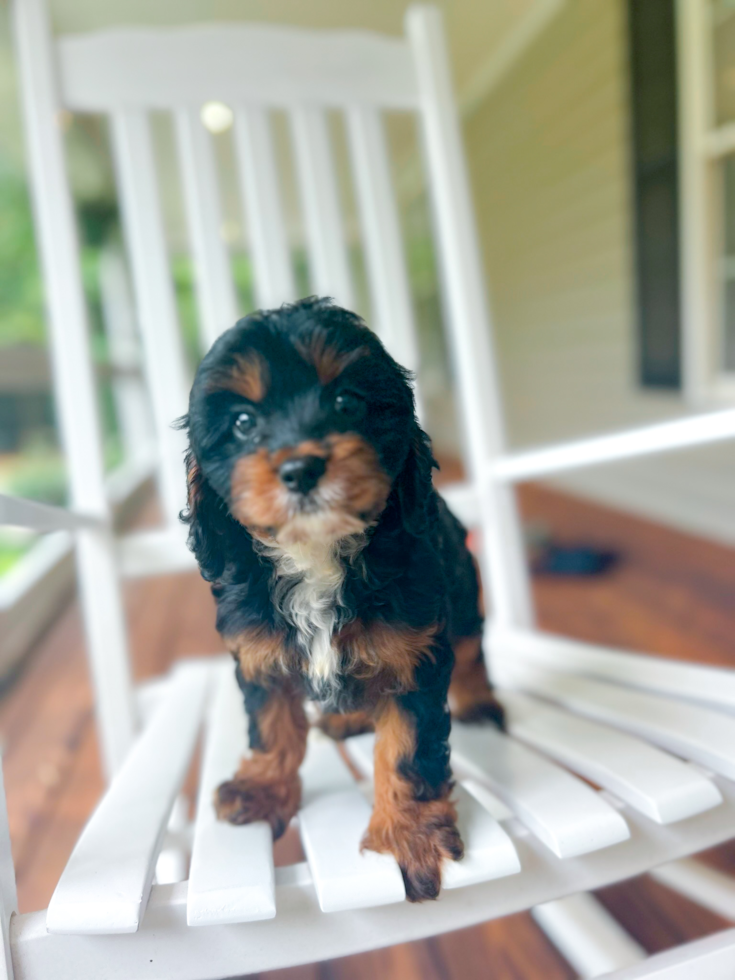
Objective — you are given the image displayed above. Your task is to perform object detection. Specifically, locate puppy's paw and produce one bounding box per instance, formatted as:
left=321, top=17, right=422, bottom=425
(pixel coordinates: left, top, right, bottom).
left=361, top=800, right=463, bottom=902
left=214, top=775, right=300, bottom=839
left=316, top=710, right=375, bottom=741
left=452, top=692, right=506, bottom=730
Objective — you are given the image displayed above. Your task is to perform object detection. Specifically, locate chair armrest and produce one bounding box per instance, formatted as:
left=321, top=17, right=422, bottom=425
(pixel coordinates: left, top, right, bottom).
left=0, top=492, right=104, bottom=532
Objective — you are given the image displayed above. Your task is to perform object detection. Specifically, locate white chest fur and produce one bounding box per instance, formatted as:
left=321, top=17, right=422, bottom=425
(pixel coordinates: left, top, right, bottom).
left=267, top=534, right=346, bottom=689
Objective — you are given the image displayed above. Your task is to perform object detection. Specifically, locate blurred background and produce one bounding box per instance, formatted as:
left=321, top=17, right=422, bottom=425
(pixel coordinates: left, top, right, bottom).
left=2, top=1, right=735, bottom=977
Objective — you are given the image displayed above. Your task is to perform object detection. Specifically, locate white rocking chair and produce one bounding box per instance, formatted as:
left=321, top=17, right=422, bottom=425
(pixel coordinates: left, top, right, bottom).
left=4, top=1, right=735, bottom=977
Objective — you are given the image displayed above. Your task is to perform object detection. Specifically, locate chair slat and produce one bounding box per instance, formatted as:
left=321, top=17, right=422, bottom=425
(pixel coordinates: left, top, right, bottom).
left=46, top=662, right=211, bottom=935
left=175, top=109, right=239, bottom=351
left=16, top=783, right=735, bottom=979
left=298, top=735, right=405, bottom=912
left=111, top=109, right=190, bottom=523
left=441, top=786, right=521, bottom=890
left=118, top=527, right=196, bottom=579
left=291, top=107, right=354, bottom=308
left=508, top=670, right=735, bottom=782
left=233, top=107, right=296, bottom=309
left=345, top=731, right=513, bottom=820
left=503, top=691, right=723, bottom=824
left=187, top=662, right=275, bottom=927
left=343, top=733, right=521, bottom=889
left=532, top=894, right=646, bottom=977
left=449, top=723, right=630, bottom=858
left=597, top=928, right=735, bottom=980
left=651, top=858, right=735, bottom=922
left=491, top=625, right=735, bottom=712
left=57, top=25, right=419, bottom=112
left=346, top=107, right=419, bottom=373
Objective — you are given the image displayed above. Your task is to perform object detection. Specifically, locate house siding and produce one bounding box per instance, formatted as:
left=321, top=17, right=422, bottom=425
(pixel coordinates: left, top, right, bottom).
left=463, top=0, right=735, bottom=543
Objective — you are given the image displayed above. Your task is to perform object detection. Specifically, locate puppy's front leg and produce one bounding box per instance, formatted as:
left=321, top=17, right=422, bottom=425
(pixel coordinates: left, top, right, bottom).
left=215, top=670, right=308, bottom=839
left=362, top=643, right=463, bottom=901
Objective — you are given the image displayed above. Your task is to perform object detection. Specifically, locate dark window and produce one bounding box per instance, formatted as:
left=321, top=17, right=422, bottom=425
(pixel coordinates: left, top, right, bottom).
left=628, top=0, right=682, bottom=388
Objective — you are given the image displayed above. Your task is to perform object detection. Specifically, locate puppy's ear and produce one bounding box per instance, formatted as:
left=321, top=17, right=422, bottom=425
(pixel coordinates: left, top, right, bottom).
left=394, top=422, right=437, bottom=536
left=181, top=449, right=231, bottom=582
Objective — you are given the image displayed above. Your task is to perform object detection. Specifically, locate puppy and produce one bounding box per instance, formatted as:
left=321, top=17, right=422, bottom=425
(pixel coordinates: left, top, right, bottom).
left=181, top=296, right=504, bottom=901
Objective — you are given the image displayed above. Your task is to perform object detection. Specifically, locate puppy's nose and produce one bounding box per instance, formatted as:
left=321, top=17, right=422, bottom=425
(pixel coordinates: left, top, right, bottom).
left=278, top=455, right=327, bottom=494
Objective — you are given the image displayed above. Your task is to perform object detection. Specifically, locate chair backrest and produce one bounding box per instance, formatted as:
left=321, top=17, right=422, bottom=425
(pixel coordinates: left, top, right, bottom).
left=16, top=0, right=735, bottom=784
left=13, top=0, right=531, bottom=778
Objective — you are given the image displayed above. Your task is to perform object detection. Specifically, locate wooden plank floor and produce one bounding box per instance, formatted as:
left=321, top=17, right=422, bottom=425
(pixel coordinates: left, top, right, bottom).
left=1, top=482, right=734, bottom=978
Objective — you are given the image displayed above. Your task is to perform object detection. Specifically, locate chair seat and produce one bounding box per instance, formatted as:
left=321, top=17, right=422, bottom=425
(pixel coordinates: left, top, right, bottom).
left=34, top=640, right=735, bottom=977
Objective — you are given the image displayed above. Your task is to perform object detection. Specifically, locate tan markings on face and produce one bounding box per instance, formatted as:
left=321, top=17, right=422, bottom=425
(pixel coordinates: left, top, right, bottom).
left=224, top=626, right=290, bottom=681
left=337, top=620, right=437, bottom=691
left=229, top=433, right=391, bottom=537
left=207, top=351, right=269, bottom=402
left=295, top=328, right=368, bottom=385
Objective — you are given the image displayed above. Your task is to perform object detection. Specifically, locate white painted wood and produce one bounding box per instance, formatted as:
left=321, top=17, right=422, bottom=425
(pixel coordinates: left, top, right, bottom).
left=449, top=722, right=630, bottom=858
left=441, top=785, right=521, bottom=890
left=187, top=662, right=275, bottom=927
left=291, top=108, right=354, bottom=308
left=677, top=0, right=716, bottom=406
left=118, top=527, right=196, bottom=579
left=533, top=894, right=645, bottom=977
left=12, top=781, right=735, bottom=979
left=439, top=480, right=480, bottom=527
left=501, top=669, right=735, bottom=782
left=111, top=109, right=190, bottom=525
left=342, top=733, right=520, bottom=889
left=12, top=0, right=109, bottom=523
left=652, top=859, right=735, bottom=923
left=234, top=107, right=297, bottom=309
left=346, top=106, right=420, bottom=373
left=12, top=0, right=137, bottom=779
left=460, top=779, right=514, bottom=822
left=345, top=730, right=514, bottom=821
left=490, top=409, right=735, bottom=482
left=298, top=734, right=405, bottom=912
left=503, top=691, right=723, bottom=824
left=57, top=24, right=419, bottom=113
left=599, top=928, right=735, bottom=980
left=98, top=245, right=154, bottom=462
left=703, top=122, right=735, bottom=159
left=155, top=795, right=191, bottom=886
left=46, top=662, right=210, bottom=935
left=175, top=109, right=239, bottom=351
left=0, top=766, right=17, bottom=980
left=490, top=626, right=735, bottom=713
left=0, top=493, right=101, bottom=533
left=406, top=5, right=533, bottom=629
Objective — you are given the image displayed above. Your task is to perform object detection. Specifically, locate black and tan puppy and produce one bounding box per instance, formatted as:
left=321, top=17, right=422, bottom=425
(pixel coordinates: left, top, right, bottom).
left=180, top=296, right=504, bottom=901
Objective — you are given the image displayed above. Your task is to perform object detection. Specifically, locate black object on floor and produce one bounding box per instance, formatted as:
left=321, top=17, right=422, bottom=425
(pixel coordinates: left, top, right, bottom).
left=533, top=544, right=619, bottom=577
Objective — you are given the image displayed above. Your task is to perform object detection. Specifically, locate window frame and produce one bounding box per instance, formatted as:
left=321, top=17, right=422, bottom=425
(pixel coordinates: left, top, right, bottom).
left=677, top=0, right=735, bottom=405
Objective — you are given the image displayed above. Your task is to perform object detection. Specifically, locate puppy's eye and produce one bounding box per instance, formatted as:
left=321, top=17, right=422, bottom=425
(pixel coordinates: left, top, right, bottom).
left=334, top=392, right=365, bottom=419
left=233, top=411, right=257, bottom=438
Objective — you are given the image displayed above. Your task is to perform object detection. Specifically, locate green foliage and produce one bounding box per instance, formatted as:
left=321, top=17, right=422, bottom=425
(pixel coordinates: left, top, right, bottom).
left=3, top=444, right=68, bottom=506
left=171, top=251, right=258, bottom=368
left=0, top=168, right=45, bottom=348
left=0, top=539, right=32, bottom=577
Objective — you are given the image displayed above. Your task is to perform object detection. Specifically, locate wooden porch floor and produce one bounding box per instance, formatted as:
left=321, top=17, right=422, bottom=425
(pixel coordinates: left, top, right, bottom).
left=3, top=483, right=735, bottom=979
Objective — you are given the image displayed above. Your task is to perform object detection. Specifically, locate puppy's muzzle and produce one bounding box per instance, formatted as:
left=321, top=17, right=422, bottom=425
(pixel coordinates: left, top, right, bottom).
left=278, top=455, right=327, bottom=495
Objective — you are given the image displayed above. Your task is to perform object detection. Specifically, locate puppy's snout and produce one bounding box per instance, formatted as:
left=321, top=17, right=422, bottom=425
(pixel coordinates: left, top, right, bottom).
left=279, top=455, right=327, bottom=495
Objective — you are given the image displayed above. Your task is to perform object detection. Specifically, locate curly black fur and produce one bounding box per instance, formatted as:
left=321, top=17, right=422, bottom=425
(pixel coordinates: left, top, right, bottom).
left=181, top=297, right=496, bottom=876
